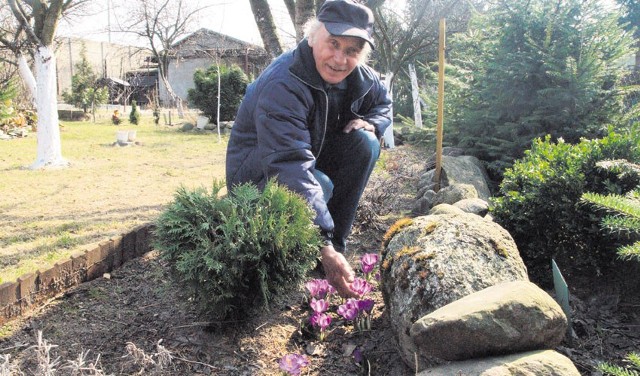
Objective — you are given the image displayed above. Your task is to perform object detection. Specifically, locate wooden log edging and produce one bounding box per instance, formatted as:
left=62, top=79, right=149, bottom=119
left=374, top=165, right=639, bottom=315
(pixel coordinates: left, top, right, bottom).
left=0, top=223, right=155, bottom=326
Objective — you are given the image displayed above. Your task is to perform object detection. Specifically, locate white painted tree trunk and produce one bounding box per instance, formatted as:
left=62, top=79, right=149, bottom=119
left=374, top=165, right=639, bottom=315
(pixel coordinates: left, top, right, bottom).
left=17, top=53, right=37, bottom=105
left=382, top=72, right=395, bottom=149
left=31, top=46, right=68, bottom=170
left=409, top=64, right=422, bottom=128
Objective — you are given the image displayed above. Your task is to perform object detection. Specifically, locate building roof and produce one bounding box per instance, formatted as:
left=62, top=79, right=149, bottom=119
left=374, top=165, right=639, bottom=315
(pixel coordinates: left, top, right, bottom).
left=170, top=28, right=268, bottom=59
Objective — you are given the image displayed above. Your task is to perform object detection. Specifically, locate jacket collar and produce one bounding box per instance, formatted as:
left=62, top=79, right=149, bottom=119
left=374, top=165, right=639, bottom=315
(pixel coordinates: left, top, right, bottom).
left=289, top=39, right=373, bottom=96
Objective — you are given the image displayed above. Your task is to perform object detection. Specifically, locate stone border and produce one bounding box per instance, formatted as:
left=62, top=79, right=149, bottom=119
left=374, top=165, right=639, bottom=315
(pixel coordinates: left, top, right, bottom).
left=0, top=223, right=155, bottom=325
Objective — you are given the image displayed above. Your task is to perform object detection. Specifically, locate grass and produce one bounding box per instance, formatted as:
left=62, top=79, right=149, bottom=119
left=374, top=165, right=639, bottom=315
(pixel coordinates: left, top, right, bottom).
left=0, top=109, right=228, bottom=284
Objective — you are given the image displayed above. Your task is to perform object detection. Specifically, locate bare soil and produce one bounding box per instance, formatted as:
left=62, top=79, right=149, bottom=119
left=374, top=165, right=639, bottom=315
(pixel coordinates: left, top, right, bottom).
left=0, top=144, right=638, bottom=375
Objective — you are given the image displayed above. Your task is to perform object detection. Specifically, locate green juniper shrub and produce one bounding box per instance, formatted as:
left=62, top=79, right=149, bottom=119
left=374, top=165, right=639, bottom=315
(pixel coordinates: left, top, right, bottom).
left=129, top=100, right=141, bottom=125
left=491, top=128, right=640, bottom=286
left=153, top=179, right=320, bottom=321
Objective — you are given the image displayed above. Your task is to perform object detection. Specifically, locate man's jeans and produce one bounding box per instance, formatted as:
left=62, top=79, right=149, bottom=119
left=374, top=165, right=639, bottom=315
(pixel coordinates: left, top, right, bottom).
left=313, top=128, right=381, bottom=252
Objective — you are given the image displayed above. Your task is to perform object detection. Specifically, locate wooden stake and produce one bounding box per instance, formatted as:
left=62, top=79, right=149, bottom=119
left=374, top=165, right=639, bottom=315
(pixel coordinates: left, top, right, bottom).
left=434, top=18, right=446, bottom=191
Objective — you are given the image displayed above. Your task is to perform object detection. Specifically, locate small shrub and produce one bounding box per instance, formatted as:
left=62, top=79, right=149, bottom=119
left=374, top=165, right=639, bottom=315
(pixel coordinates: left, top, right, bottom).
left=129, top=100, right=141, bottom=125
left=187, top=64, right=248, bottom=123
left=491, top=128, right=640, bottom=285
left=111, top=110, right=122, bottom=125
left=153, top=179, right=320, bottom=320
left=152, top=108, right=160, bottom=125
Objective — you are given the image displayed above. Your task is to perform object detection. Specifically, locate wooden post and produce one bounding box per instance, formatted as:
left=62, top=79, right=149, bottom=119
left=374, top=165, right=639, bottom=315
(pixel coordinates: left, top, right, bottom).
left=434, top=18, right=446, bottom=192
left=217, top=63, right=222, bottom=143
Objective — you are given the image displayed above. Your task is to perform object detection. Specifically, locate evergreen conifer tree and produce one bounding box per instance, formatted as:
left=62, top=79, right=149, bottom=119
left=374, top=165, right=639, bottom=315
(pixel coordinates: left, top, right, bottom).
left=0, top=80, right=17, bottom=121
left=188, top=64, right=248, bottom=123
left=582, top=160, right=640, bottom=262
left=447, top=0, right=635, bottom=177
left=129, top=100, right=141, bottom=125
left=62, top=45, right=108, bottom=115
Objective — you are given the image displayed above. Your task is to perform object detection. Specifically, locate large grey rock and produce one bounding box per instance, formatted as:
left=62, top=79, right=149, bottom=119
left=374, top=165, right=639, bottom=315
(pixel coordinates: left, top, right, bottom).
left=413, top=190, right=437, bottom=215
left=417, top=350, right=580, bottom=376
left=380, top=213, right=528, bottom=370
left=418, top=155, right=492, bottom=201
left=428, top=203, right=466, bottom=216
left=452, top=198, right=490, bottom=216
left=432, top=183, right=478, bottom=206
left=411, top=281, right=567, bottom=361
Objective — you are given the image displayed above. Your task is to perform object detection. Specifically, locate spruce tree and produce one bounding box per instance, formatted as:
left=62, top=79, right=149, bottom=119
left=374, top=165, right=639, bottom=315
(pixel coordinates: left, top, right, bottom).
left=447, top=0, right=635, bottom=177
left=62, top=45, right=108, bottom=115
left=129, top=100, right=141, bottom=125
left=0, top=80, right=17, bottom=121
left=582, top=160, right=640, bottom=262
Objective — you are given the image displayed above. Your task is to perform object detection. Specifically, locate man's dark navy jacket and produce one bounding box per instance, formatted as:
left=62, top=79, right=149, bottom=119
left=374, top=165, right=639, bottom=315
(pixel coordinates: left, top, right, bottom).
left=226, top=39, right=392, bottom=236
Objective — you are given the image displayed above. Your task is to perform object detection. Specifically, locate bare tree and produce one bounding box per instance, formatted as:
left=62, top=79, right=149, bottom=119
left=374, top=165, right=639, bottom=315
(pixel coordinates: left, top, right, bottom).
left=249, top=0, right=283, bottom=58
left=374, top=0, right=480, bottom=86
left=4, top=0, right=89, bottom=169
left=119, top=0, right=209, bottom=116
left=251, top=0, right=325, bottom=57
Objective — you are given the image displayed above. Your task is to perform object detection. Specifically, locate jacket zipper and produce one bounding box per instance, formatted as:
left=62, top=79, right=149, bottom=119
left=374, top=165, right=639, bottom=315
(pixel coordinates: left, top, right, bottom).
left=290, top=72, right=329, bottom=159
left=350, top=82, right=374, bottom=120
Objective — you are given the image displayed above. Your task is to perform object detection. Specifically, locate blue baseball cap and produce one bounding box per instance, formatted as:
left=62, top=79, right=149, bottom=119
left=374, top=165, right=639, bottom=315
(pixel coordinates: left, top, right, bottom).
left=317, top=0, right=375, bottom=49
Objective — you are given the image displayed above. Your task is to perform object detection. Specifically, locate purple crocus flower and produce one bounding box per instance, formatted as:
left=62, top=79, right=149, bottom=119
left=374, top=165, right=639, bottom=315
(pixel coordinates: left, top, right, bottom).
left=350, top=277, right=373, bottom=296
left=310, top=312, right=332, bottom=341
left=279, top=353, right=309, bottom=375
left=337, top=299, right=359, bottom=321
left=305, top=279, right=332, bottom=299
left=344, top=298, right=360, bottom=311
left=310, top=312, right=332, bottom=329
left=315, top=313, right=332, bottom=330
left=310, top=298, right=329, bottom=313
left=353, top=348, right=363, bottom=364
left=357, top=299, right=375, bottom=314
left=360, top=253, right=379, bottom=274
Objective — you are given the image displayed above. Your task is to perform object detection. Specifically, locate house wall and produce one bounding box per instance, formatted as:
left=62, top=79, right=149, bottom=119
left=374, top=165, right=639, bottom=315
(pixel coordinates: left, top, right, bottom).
left=55, top=38, right=151, bottom=100
left=160, top=57, right=211, bottom=105
left=159, top=55, right=268, bottom=106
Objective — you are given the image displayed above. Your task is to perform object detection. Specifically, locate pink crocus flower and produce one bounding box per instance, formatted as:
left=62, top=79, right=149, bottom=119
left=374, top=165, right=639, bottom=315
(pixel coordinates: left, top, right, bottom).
left=279, top=353, right=309, bottom=375
left=305, top=279, right=332, bottom=299
left=315, top=313, right=332, bottom=331
left=360, top=253, right=379, bottom=274
left=310, top=298, right=329, bottom=313
left=337, top=298, right=359, bottom=321
left=350, top=277, right=373, bottom=296
left=310, top=312, right=332, bottom=341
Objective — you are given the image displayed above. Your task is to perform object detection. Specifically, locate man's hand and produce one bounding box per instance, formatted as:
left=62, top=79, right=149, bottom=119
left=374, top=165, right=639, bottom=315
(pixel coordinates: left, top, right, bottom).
left=320, top=245, right=358, bottom=298
left=343, top=119, right=375, bottom=133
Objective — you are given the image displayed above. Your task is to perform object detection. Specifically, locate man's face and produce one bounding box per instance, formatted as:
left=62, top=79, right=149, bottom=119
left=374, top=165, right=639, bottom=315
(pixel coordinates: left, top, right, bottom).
left=309, top=25, right=365, bottom=85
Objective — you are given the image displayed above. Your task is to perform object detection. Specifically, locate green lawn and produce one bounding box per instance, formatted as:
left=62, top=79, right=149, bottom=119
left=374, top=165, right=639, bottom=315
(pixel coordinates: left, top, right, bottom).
left=0, top=111, right=228, bottom=283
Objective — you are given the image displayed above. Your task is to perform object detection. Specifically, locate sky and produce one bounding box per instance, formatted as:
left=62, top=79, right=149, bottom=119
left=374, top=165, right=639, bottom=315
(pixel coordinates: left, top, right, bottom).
left=58, top=0, right=407, bottom=49
left=58, top=0, right=296, bottom=48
